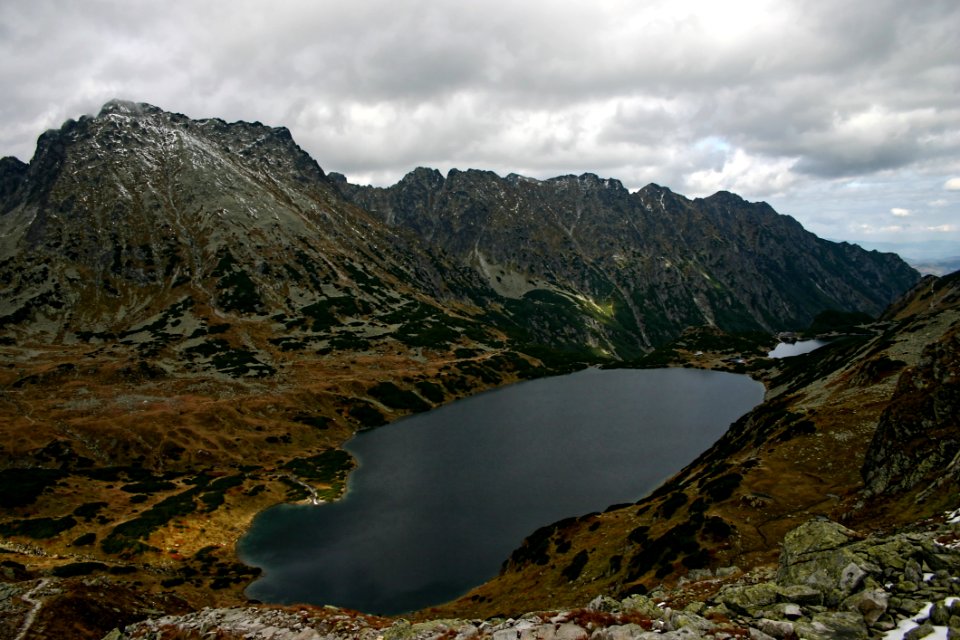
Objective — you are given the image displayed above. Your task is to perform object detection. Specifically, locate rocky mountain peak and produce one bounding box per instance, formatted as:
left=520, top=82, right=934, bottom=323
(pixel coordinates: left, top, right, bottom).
left=545, top=172, right=627, bottom=193
left=96, top=98, right=164, bottom=120
left=403, top=166, right=445, bottom=186
left=700, top=189, right=747, bottom=205
left=0, top=101, right=451, bottom=341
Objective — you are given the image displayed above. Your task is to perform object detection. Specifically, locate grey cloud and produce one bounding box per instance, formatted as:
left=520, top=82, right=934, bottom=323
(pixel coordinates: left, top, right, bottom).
left=1, top=0, right=958, bottom=257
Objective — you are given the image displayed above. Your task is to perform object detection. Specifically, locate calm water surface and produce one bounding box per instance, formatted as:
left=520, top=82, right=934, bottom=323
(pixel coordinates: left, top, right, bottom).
left=768, top=339, right=829, bottom=358
left=239, top=367, right=763, bottom=615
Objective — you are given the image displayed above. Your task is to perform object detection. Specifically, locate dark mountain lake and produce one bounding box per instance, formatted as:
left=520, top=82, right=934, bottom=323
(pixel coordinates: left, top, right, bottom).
left=238, top=367, right=764, bottom=615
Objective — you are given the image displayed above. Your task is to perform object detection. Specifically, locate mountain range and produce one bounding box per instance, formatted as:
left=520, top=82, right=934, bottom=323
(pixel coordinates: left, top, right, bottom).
left=1, top=100, right=917, bottom=359
left=0, top=101, right=955, bottom=639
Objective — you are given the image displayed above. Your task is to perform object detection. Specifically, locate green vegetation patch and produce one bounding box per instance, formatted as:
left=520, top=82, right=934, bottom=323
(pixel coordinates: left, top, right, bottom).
left=806, top=309, right=874, bottom=335
left=701, top=516, right=734, bottom=541
left=52, top=561, right=108, bottom=577
left=415, top=381, right=446, bottom=403
left=213, top=250, right=264, bottom=314
left=198, top=474, right=246, bottom=512
left=282, top=450, right=353, bottom=484
left=0, top=468, right=65, bottom=508
left=561, top=549, right=590, bottom=582
left=120, top=480, right=177, bottom=494
left=368, top=381, right=431, bottom=413
left=77, top=466, right=153, bottom=483
left=184, top=338, right=275, bottom=377
left=382, top=300, right=465, bottom=347
left=301, top=296, right=369, bottom=332
left=625, top=520, right=702, bottom=582
left=71, top=532, right=97, bottom=547
left=0, top=515, right=77, bottom=539
left=292, top=413, right=332, bottom=430
left=657, top=492, right=689, bottom=519
left=700, top=472, right=743, bottom=503
left=347, top=401, right=387, bottom=429
left=507, top=517, right=579, bottom=569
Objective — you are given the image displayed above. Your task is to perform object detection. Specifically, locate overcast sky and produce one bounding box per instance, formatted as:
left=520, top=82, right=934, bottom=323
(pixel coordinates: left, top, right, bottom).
left=2, top=1, right=958, bottom=260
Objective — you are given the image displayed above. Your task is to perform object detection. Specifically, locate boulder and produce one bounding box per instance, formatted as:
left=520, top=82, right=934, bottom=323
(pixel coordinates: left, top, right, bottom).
left=620, top=594, right=663, bottom=618
left=715, top=582, right=780, bottom=616
left=904, top=622, right=936, bottom=640
left=588, top=595, right=622, bottom=613
left=778, top=519, right=861, bottom=559
left=793, top=611, right=869, bottom=640
left=748, top=628, right=777, bottom=640
left=839, top=562, right=868, bottom=593
left=779, top=603, right=803, bottom=620
left=843, top=589, right=889, bottom=626
left=775, top=583, right=822, bottom=605
left=776, top=520, right=877, bottom=605
left=591, top=624, right=655, bottom=640
left=754, top=618, right=796, bottom=639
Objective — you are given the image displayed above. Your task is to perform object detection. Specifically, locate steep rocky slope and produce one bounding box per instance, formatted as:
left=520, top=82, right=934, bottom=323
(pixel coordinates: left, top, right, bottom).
left=335, top=169, right=917, bottom=354
left=861, top=273, right=960, bottom=510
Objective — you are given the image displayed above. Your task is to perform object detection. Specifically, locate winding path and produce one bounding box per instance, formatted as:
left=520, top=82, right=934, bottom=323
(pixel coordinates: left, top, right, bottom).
left=14, top=578, right=50, bottom=640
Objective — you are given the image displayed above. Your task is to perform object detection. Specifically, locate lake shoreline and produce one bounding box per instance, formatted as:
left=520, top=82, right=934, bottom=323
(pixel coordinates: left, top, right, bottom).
left=238, top=366, right=765, bottom=615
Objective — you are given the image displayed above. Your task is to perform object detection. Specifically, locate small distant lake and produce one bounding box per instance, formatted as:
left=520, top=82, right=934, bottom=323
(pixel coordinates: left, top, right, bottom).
left=768, top=339, right=829, bottom=358
left=238, top=367, right=764, bottom=615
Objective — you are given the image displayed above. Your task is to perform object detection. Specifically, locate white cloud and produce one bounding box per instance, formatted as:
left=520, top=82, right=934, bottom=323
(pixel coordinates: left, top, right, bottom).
left=945, top=178, right=960, bottom=191
left=891, top=207, right=911, bottom=217
left=856, top=223, right=907, bottom=235
left=684, top=148, right=798, bottom=198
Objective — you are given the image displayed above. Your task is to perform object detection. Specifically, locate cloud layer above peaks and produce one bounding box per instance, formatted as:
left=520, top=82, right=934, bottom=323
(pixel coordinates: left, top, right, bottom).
left=1, top=0, right=958, bottom=259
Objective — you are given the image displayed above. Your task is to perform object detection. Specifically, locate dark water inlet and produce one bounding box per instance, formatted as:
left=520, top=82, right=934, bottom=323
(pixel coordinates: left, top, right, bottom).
left=238, top=367, right=764, bottom=615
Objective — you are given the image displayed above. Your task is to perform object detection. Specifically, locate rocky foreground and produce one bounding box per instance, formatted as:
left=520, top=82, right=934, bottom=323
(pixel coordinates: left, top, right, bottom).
left=92, top=515, right=960, bottom=640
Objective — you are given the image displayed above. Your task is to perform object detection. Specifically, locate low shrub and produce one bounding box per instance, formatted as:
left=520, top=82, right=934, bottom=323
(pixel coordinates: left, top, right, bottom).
left=53, top=561, right=107, bottom=577
left=561, top=550, right=590, bottom=581
left=0, top=515, right=77, bottom=539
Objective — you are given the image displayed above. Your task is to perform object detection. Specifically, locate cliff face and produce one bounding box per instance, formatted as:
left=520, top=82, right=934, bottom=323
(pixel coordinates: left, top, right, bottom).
left=861, top=272, right=960, bottom=501
left=336, top=169, right=918, bottom=353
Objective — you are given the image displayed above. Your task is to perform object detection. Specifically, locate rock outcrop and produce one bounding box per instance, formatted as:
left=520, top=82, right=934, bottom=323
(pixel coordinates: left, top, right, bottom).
left=862, top=317, right=960, bottom=499
left=106, top=516, right=960, bottom=639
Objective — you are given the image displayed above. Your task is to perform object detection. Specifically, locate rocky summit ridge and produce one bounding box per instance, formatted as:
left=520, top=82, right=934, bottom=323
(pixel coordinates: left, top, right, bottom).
left=334, top=167, right=917, bottom=354
left=0, top=101, right=955, bottom=639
